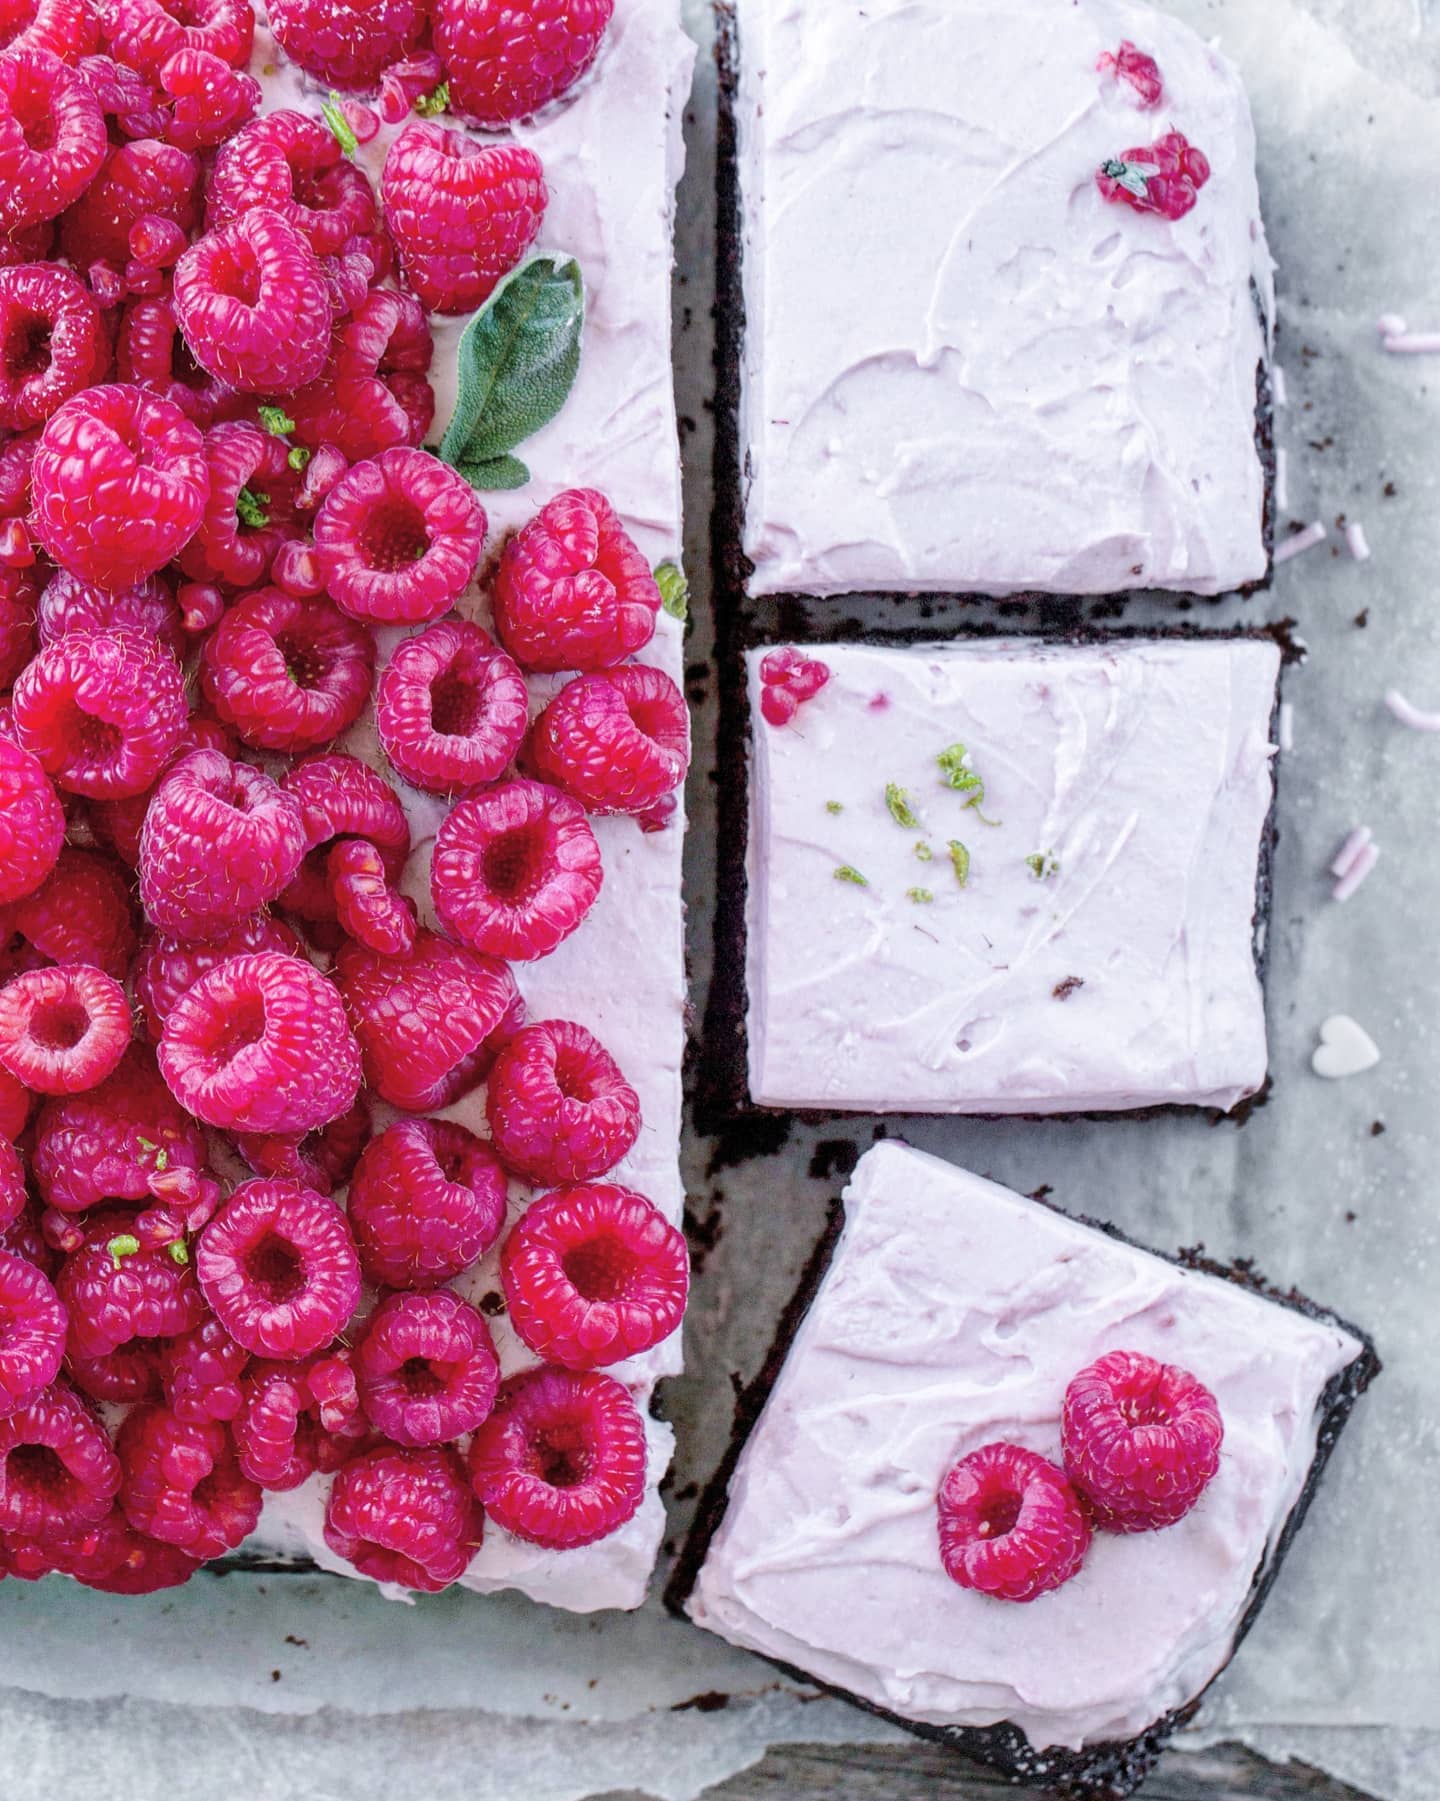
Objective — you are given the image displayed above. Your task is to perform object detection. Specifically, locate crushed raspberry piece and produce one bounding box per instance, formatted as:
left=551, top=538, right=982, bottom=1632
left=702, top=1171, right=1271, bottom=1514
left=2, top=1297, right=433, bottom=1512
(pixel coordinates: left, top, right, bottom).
left=1061, top=1349, right=1224, bottom=1532
left=0, top=262, right=109, bottom=430
left=0, top=564, right=37, bottom=688
left=44, top=1504, right=200, bottom=1591
left=231, top=1094, right=371, bottom=1198
left=158, top=44, right=260, bottom=151
left=0, top=1380, right=121, bottom=1539
left=1097, top=130, right=1210, bottom=222
left=337, top=927, right=521, bottom=1113
left=0, top=48, right=106, bottom=233
left=348, top=1118, right=507, bottom=1293
left=211, top=108, right=376, bottom=257
left=468, top=1365, right=645, bottom=1550
left=0, top=965, right=130, bottom=1095
left=31, top=1045, right=205, bottom=1214
left=375, top=619, right=527, bottom=796
left=0, top=0, right=101, bottom=62
left=57, top=135, right=200, bottom=272
left=8, top=844, right=138, bottom=976
left=328, top=838, right=416, bottom=958
left=1098, top=40, right=1163, bottom=108
left=157, top=1314, right=248, bottom=1424
left=278, top=751, right=409, bottom=925
left=938, top=1441, right=1091, bottom=1603
left=289, top=286, right=433, bottom=463
left=432, top=778, right=602, bottom=963
left=267, top=0, right=426, bottom=91
left=159, top=950, right=362, bottom=1134
left=325, top=1441, right=479, bottom=1592
left=314, top=447, right=487, bottom=625
left=234, top=1350, right=363, bottom=1489
left=493, top=489, right=660, bottom=673
left=759, top=645, right=830, bottom=728
left=115, top=293, right=236, bottom=425
left=116, top=1403, right=260, bottom=1558
left=66, top=1339, right=164, bottom=1405
left=381, top=122, right=546, bottom=316
left=199, top=587, right=375, bottom=756
left=0, top=737, right=63, bottom=905
left=57, top=1206, right=205, bottom=1359
left=0, top=1251, right=67, bottom=1416
left=172, top=208, right=332, bottom=394
left=178, top=420, right=299, bottom=588
left=134, top=913, right=300, bottom=1043
left=502, top=1183, right=686, bottom=1372
left=37, top=568, right=183, bottom=657
left=436, top=0, right=613, bottom=126
left=354, top=1290, right=499, bottom=1449
left=485, top=1018, right=639, bottom=1187
left=196, top=1176, right=360, bottom=1359
left=529, top=664, right=689, bottom=816
left=102, top=0, right=252, bottom=81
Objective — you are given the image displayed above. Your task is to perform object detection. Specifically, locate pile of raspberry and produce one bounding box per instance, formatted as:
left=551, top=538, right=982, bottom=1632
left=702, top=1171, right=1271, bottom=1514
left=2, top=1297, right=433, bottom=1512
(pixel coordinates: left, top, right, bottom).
left=0, top=0, right=691, bottom=1597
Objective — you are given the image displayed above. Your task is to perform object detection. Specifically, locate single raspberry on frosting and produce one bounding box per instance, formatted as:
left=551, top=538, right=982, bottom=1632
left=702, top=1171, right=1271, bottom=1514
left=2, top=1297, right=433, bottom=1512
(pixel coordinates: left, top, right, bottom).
left=172, top=209, right=332, bottom=395
left=1061, top=1349, right=1224, bottom=1532
left=432, top=778, right=603, bottom=963
left=233, top=1350, right=363, bottom=1489
left=56, top=1209, right=206, bottom=1359
left=116, top=1404, right=261, bottom=1559
left=289, top=286, right=433, bottom=463
left=0, top=738, right=64, bottom=906
left=354, top=1290, right=500, bottom=1449
left=529, top=665, right=689, bottom=816
left=211, top=108, right=376, bottom=257
left=502, top=1184, right=686, bottom=1372
left=278, top=751, right=409, bottom=926
left=1097, top=40, right=1164, bottom=108
left=159, top=1313, right=248, bottom=1425
left=435, top=0, right=613, bottom=126
left=375, top=618, right=528, bottom=795
left=31, top=1045, right=205, bottom=1214
left=314, top=447, right=487, bottom=625
left=200, top=587, right=375, bottom=756
left=486, top=1019, right=639, bottom=1187
left=0, top=0, right=101, bottom=61
left=0, top=1251, right=67, bottom=1417
left=381, top=123, right=546, bottom=317
left=57, top=135, right=200, bottom=272
left=0, top=263, right=109, bottom=431
left=1097, top=131, right=1210, bottom=222
left=348, top=1118, right=507, bottom=1293
left=493, top=489, right=661, bottom=673
left=37, top=568, right=183, bottom=658
left=8, top=844, right=138, bottom=977
left=101, top=0, right=252, bottom=81
left=0, top=965, right=130, bottom=1095
left=134, top=913, right=302, bottom=1042
left=267, top=0, right=426, bottom=91
left=196, top=1176, right=360, bottom=1360
left=467, top=1365, right=645, bottom=1550
left=938, top=1441, right=1091, bottom=1603
left=324, top=1442, right=480, bottom=1593
left=0, top=48, right=106, bottom=233
left=41, top=1505, right=200, bottom=1593
left=179, top=420, right=299, bottom=589
left=0, top=1380, right=121, bottom=1540
left=328, top=838, right=416, bottom=958
left=759, top=646, right=830, bottom=728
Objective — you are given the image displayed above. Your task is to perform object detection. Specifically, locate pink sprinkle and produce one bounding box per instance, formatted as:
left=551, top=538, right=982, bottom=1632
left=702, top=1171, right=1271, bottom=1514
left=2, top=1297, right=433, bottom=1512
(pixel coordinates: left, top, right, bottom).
left=1277, top=701, right=1295, bottom=752
left=1333, top=841, right=1380, bottom=903
left=1275, top=448, right=1290, bottom=512
left=1385, top=689, right=1440, bottom=732
left=1275, top=522, right=1327, bottom=564
left=1376, top=313, right=1408, bottom=338
left=1272, top=367, right=1288, bottom=407
left=1383, top=333, right=1440, bottom=354
left=1345, top=521, right=1372, bottom=562
left=1330, top=827, right=1373, bottom=882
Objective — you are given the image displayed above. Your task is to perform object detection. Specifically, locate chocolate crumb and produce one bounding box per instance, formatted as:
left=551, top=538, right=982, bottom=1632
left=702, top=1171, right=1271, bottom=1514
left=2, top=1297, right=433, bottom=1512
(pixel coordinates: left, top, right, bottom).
left=1371, top=1120, right=1386, bottom=1137
left=673, top=1692, right=731, bottom=1714
left=478, top=1291, right=505, bottom=1317
left=1030, top=1184, right=1054, bottom=1203
left=1354, top=609, right=1369, bottom=629
left=271, top=1670, right=281, bottom=1683
left=1345, top=1210, right=1357, bottom=1224
left=1052, top=976, right=1085, bottom=1001
left=1383, top=480, right=1398, bottom=497
left=284, top=1635, right=307, bottom=1649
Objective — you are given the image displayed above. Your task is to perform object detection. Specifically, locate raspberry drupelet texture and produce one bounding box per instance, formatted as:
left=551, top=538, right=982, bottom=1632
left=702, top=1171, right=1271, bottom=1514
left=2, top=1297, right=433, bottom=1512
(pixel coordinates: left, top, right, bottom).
left=57, top=1209, right=206, bottom=1359
left=354, top=1290, right=500, bottom=1449
left=501, top=1184, right=687, bottom=1371
left=1097, top=40, right=1164, bottom=108
left=267, top=0, right=426, bottom=91
left=529, top=664, right=689, bottom=816
left=114, top=293, right=235, bottom=426
left=381, top=123, right=546, bottom=317
left=0, top=965, right=130, bottom=1094
left=211, top=109, right=376, bottom=257
left=289, top=286, right=433, bottom=463
left=57, top=135, right=200, bottom=272
left=199, top=587, right=375, bottom=756
left=31, top=1045, right=205, bottom=1214
left=158, top=44, right=261, bottom=152
left=324, top=1441, right=480, bottom=1593
left=0, top=1135, right=23, bottom=1227
left=348, top=1118, right=507, bottom=1293
left=230, top=1095, right=372, bottom=1199
left=116, top=1403, right=261, bottom=1558
left=759, top=646, right=830, bottom=727
left=233, top=1351, right=363, bottom=1489
left=160, top=951, right=362, bottom=1135
left=1097, top=130, right=1211, bottom=222
left=375, top=619, right=527, bottom=796
left=0, top=737, right=64, bottom=905
left=172, top=208, right=332, bottom=394
left=938, top=1441, right=1092, bottom=1603
left=313, top=447, right=487, bottom=625
left=0, top=48, right=106, bottom=233
left=0, top=1380, right=121, bottom=1539
left=42, top=1505, right=201, bottom=1592
left=328, top=838, right=416, bottom=958
left=468, top=1364, right=646, bottom=1550
left=435, top=0, right=614, bottom=126
left=336, top=928, right=521, bottom=1113
left=37, top=568, right=183, bottom=657
left=431, top=778, right=603, bottom=963
left=67, top=1340, right=166, bottom=1407
left=7, top=844, right=138, bottom=976
left=157, top=1313, right=249, bottom=1425
left=1061, top=1349, right=1224, bottom=1533
left=278, top=751, right=409, bottom=926
left=179, top=420, right=298, bottom=589
left=493, top=489, right=661, bottom=674
left=139, top=749, right=308, bottom=943
left=486, top=1018, right=639, bottom=1187
left=101, top=0, right=252, bottom=81
left=134, top=912, right=301, bottom=1042
left=0, top=263, right=109, bottom=430
left=0, top=0, right=101, bottom=61
left=0, top=564, right=37, bottom=689
left=0, top=1251, right=67, bottom=1417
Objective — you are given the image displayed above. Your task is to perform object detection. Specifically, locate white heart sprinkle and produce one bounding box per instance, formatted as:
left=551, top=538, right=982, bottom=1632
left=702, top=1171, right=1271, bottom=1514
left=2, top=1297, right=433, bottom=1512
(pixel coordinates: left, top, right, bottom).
left=1311, top=1015, right=1381, bottom=1080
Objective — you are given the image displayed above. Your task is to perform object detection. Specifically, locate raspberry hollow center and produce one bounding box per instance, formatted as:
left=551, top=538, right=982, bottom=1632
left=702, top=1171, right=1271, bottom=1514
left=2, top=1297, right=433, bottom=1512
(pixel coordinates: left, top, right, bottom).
left=551, top=1047, right=599, bottom=1104
left=977, top=1490, right=1022, bottom=1541
left=531, top=1424, right=592, bottom=1490
left=481, top=823, right=545, bottom=902
left=206, top=992, right=267, bottom=1065
left=562, top=1236, right=631, bottom=1303
left=357, top=498, right=429, bottom=571
left=59, top=700, right=123, bottom=767
left=245, top=1232, right=305, bottom=1301
left=211, top=246, right=263, bottom=308
left=8, top=1443, right=68, bottom=1497
left=399, top=1357, right=444, bottom=1398
left=277, top=631, right=333, bottom=692
left=430, top=670, right=485, bottom=737
left=15, top=93, right=56, bottom=155
left=29, top=997, right=92, bottom=1051
left=3, top=311, right=52, bottom=380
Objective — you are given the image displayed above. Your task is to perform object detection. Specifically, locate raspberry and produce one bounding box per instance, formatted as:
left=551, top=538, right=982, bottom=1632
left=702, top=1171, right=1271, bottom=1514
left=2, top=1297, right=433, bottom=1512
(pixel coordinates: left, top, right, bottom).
left=500, top=1184, right=686, bottom=1372
left=938, top=1442, right=1092, bottom=1603
left=31, top=1045, right=205, bottom=1214
left=234, top=1350, right=363, bottom=1488
left=0, top=966, right=130, bottom=1095
left=57, top=135, right=200, bottom=271
left=329, top=838, right=416, bottom=958
left=348, top=1118, right=507, bottom=1293
left=0, top=1252, right=67, bottom=1416
left=115, top=293, right=235, bottom=425
left=29, top=383, right=209, bottom=590
left=0, top=1069, right=32, bottom=1142
left=0, top=564, right=37, bottom=688
left=159, top=950, right=363, bottom=1134
left=325, top=1442, right=479, bottom=1592
left=157, top=44, right=259, bottom=152
left=278, top=752, right=409, bottom=925
left=172, top=209, right=332, bottom=395
left=492, top=489, right=660, bottom=673
left=289, top=287, right=433, bottom=463
left=8, top=844, right=138, bottom=976
left=72, top=48, right=165, bottom=138
left=436, top=0, right=612, bottom=126
left=354, top=1290, right=499, bottom=1449
left=381, top=123, right=546, bottom=316
left=759, top=646, right=830, bottom=728
left=0, top=49, right=106, bottom=233
left=1098, top=40, right=1164, bottom=108
left=157, top=1313, right=248, bottom=1423
left=0, top=1380, right=121, bottom=1539
left=66, top=1339, right=163, bottom=1405
left=267, top=0, right=426, bottom=91
left=375, top=619, right=528, bottom=796
left=1061, top=1349, right=1224, bottom=1532
left=485, top=1019, right=639, bottom=1187
left=468, top=1365, right=644, bottom=1549
left=314, top=448, right=487, bottom=625
left=56, top=1208, right=203, bottom=1359
left=134, top=913, right=300, bottom=1042
left=43, top=1505, right=200, bottom=1591
left=432, top=779, right=602, bottom=962
left=139, top=749, right=308, bottom=942
left=196, top=1176, right=360, bottom=1358
left=1097, top=131, right=1211, bottom=223
left=116, top=1403, right=260, bottom=1558
left=37, top=568, right=183, bottom=657
left=0, top=1135, right=22, bottom=1227
left=0, top=737, right=63, bottom=905
left=529, top=665, right=689, bottom=816
left=231, top=1096, right=371, bottom=1202
left=0, top=263, right=109, bottom=431
left=336, top=928, right=521, bottom=1113
left=199, top=587, right=375, bottom=756
left=211, top=109, right=376, bottom=258
left=178, top=420, right=299, bottom=588
left=102, top=0, right=252, bottom=81
left=0, top=0, right=101, bottom=62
